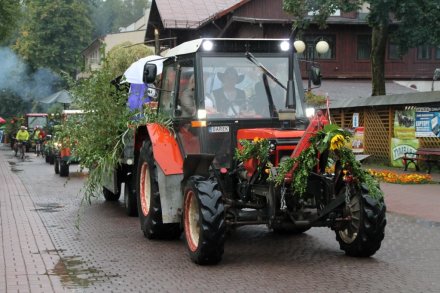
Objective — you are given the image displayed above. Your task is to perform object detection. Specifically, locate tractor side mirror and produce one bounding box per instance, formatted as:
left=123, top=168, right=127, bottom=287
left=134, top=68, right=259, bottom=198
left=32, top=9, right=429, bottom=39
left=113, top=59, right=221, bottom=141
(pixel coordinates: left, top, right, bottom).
left=143, top=64, right=157, bottom=84
left=310, top=65, right=322, bottom=86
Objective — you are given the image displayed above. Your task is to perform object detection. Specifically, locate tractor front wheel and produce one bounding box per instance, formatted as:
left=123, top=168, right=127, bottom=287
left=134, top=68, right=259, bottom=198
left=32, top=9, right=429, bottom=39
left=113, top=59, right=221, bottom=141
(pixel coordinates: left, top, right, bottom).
left=136, top=140, right=180, bottom=239
left=335, top=184, right=386, bottom=257
left=183, top=176, right=225, bottom=265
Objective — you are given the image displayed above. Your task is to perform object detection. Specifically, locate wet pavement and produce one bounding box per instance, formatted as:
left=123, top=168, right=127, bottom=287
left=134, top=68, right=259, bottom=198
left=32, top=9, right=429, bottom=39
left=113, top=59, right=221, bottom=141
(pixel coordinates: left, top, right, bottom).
left=1, top=143, right=440, bottom=292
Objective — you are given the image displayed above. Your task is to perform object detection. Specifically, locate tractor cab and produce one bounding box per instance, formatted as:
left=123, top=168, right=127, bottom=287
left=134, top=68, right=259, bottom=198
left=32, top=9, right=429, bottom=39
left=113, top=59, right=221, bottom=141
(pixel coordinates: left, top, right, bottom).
left=148, top=38, right=311, bottom=169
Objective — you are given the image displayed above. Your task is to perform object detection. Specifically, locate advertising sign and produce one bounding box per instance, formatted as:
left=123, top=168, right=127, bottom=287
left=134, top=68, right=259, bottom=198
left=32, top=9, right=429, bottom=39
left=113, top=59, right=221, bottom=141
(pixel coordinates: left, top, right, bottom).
left=352, top=113, right=359, bottom=128
left=415, top=111, right=440, bottom=137
left=390, top=138, right=419, bottom=167
left=351, top=127, right=364, bottom=153
left=394, top=110, right=415, bottom=139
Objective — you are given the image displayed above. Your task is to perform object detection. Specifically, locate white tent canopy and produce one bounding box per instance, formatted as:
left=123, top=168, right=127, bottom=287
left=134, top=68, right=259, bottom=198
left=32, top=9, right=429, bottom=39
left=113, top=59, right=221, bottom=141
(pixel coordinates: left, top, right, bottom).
left=122, top=55, right=164, bottom=84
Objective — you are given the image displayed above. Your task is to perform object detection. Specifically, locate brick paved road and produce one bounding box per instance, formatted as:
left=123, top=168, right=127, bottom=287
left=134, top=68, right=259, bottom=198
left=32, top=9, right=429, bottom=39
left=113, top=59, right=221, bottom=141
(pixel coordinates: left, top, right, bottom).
left=1, top=144, right=440, bottom=293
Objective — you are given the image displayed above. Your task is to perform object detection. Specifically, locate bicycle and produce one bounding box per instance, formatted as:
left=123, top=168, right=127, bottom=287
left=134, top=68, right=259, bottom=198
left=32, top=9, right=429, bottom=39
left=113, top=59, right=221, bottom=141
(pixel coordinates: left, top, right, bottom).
left=13, top=139, right=18, bottom=157
left=16, top=141, right=26, bottom=161
left=35, top=139, right=42, bottom=156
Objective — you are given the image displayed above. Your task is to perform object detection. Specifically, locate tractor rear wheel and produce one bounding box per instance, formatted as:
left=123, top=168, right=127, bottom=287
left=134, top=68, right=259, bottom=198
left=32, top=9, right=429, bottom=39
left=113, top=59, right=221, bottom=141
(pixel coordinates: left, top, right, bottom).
left=124, top=180, right=138, bottom=217
left=335, top=184, right=386, bottom=257
left=183, top=176, right=225, bottom=265
left=49, top=155, right=55, bottom=164
left=59, top=160, right=69, bottom=177
left=136, top=140, right=180, bottom=239
left=103, top=186, right=120, bottom=201
left=54, top=158, right=60, bottom=174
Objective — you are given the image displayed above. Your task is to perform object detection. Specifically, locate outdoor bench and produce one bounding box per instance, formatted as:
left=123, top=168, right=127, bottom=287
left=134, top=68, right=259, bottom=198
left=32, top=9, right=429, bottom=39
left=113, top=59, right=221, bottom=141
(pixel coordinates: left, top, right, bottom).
left=402, top=148, right=440, bottom=174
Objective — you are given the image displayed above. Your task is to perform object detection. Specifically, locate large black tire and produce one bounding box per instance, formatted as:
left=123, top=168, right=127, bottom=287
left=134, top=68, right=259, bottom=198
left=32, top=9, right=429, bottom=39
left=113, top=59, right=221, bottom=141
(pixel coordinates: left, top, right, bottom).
left=124, top=180, right=138, bottom=217
left=54, top=158, right=60, bottom=174
left=59, top=160, right=69, bottom=177
left=136, top=141, right=181, bottom=239
left=183, top=175, right=225, bottom=265
left=103, top=186, right=121, bottom=201
left=335, top=184, right=386, bottom=257
left=48, top=154, right=55, bottom=165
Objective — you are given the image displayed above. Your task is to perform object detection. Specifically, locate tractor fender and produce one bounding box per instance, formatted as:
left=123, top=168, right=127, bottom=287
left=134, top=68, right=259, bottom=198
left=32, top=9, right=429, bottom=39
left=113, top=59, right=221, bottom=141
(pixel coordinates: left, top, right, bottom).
left=146, top=123, right=183, bottom=175
left=182, top=153, right=215, bottom=182
left=60, top=147, right=71, bottom=159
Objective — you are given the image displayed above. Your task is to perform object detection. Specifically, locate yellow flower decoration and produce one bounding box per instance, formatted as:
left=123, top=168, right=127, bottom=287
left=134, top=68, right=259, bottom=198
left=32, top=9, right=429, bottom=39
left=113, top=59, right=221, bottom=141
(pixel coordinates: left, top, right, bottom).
left=330, top=134, right=345, bottom=150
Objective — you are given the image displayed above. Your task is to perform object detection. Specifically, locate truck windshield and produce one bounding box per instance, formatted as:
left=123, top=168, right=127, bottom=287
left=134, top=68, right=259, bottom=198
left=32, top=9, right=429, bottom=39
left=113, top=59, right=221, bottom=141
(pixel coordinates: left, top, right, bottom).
left=201, top=56, right=291, bottom=119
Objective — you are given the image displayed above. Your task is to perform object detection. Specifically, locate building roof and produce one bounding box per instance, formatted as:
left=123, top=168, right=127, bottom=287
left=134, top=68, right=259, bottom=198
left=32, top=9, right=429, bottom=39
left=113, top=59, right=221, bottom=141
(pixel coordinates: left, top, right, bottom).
left=320, top=80, right=440, bottom=108
left=316, top=80, right=418, bottom=103
left=156, top=0, right=248, bottom=29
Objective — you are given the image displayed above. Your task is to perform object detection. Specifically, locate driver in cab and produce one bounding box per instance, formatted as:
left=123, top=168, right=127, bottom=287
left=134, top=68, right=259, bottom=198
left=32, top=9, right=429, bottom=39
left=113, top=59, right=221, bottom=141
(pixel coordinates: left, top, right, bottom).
left=212, top=67, right=247, bottom=116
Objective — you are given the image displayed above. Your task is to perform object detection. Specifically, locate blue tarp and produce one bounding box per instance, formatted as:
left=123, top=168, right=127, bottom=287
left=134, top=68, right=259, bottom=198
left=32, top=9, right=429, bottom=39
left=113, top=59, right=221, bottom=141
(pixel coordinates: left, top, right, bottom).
left=128, top=83, right=150, bottom=111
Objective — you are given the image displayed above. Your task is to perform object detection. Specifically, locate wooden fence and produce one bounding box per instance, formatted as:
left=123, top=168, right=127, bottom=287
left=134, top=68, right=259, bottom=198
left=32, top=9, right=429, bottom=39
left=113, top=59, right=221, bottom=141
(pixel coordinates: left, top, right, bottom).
left=330, top=106, right=440, bottom=164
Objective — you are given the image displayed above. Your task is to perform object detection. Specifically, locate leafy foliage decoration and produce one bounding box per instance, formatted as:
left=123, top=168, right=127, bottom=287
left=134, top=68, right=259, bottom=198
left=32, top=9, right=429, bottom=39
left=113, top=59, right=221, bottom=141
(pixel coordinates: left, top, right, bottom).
left=234, top=137, right=270, bottom=163
left=272, top=123, right=383, bottom=200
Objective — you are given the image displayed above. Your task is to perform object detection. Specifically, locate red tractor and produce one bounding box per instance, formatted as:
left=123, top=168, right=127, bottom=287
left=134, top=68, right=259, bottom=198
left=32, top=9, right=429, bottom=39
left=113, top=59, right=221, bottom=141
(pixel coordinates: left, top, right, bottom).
left=107, top=38, right=386, bottom=264
left=25, top=113, right=48, bottom=151
left=54, top=110, right=84, bottom=177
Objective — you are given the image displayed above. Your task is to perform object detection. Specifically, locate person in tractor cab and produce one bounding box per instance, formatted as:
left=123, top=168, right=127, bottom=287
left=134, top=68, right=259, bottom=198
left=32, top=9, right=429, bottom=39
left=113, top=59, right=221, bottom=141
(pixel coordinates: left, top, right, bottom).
left=179, top=74, right=196, bottom=117
left=212, top=67, right=246, bottom=115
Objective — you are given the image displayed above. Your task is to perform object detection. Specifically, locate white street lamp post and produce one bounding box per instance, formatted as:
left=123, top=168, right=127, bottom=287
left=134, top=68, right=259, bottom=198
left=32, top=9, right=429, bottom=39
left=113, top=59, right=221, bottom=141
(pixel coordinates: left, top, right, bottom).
left=294, top=38, right=329, bottom=91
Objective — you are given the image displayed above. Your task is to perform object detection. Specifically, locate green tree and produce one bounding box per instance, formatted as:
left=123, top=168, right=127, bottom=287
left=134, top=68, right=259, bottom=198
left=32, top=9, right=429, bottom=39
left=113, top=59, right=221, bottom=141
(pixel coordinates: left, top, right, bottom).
left=0, top=0, right=21, bottom=44
left=14, top=0, right=92, bottom=77
left=105, top=42, right=154, bottom=77
left=283, top=0, right=440, bottom=96
left=0, top=90, right=32, bottom=119
left=89, top=0, right=147, bottom=37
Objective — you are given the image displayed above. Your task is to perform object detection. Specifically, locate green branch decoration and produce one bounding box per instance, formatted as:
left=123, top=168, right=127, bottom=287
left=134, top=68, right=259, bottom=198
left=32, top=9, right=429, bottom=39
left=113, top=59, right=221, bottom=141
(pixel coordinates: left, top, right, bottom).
left=272, top=124, right=383, bottom=200
left=234, top=137, right=270, bottom=163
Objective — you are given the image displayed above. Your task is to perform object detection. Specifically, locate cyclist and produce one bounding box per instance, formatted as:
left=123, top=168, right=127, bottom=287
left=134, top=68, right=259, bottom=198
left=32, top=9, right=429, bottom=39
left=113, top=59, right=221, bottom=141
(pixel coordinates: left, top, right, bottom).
left=15, top=126, right=29, bottom=159
left=34, top=126, right=44, bottom=156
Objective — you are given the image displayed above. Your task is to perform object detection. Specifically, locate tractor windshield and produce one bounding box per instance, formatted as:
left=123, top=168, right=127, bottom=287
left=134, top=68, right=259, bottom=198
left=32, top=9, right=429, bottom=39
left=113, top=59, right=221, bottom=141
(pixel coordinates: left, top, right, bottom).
left=201, top=56, right=298, bottom=119
left=27, top=116, right=48, bottom=130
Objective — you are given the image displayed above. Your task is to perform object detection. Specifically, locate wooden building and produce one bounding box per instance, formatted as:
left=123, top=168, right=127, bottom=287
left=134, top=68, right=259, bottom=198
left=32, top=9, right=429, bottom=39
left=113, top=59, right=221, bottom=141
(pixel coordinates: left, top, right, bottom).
left=145, top=0, right=440, bottom=80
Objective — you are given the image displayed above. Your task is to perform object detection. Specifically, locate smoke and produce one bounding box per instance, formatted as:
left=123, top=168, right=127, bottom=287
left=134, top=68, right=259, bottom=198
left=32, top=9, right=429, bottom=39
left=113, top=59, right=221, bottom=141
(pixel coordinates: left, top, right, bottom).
left=0, top=47, right=60, bottom=101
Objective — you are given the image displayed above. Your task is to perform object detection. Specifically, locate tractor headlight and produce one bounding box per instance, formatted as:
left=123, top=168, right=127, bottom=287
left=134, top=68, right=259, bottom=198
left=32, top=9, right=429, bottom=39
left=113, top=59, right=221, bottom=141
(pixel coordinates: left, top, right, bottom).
left=280, top=41, right=290, bottom=51
left=202, top=40, right=213, bottom=51
left=197, top=109, right=207, bottom=119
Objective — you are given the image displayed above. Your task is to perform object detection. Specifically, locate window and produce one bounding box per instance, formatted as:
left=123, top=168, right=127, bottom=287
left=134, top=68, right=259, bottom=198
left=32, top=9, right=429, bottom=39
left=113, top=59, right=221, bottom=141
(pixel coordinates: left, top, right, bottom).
left=417, top=45, right=431, bottom=60
left=158, top=65, right=177, bottom=116
left=357, top=35, right=371, bottom=60
left=176, top=60, right=196, bottom=117
left=388, top=42, right=401, bottom=60
left=303, top=35, right=335, bottom=60
left=436, top=47, right=440, bottom=59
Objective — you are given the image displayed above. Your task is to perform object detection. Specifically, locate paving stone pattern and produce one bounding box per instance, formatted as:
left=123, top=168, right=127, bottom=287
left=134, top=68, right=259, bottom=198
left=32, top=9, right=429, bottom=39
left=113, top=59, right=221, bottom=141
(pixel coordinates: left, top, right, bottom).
left=1, top=145, right=440, bottom=292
